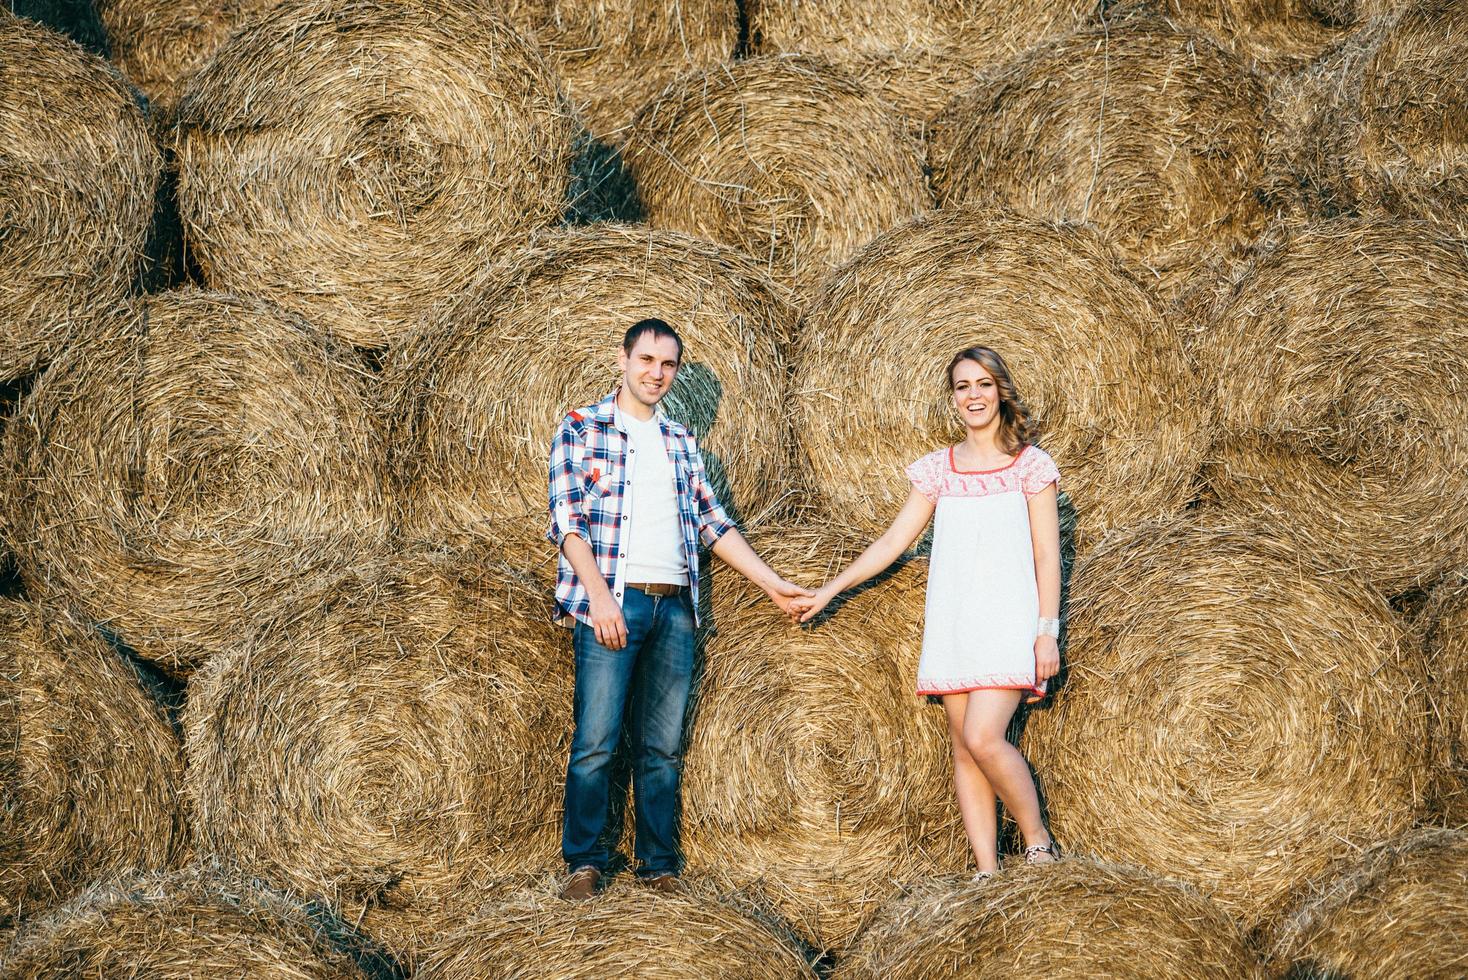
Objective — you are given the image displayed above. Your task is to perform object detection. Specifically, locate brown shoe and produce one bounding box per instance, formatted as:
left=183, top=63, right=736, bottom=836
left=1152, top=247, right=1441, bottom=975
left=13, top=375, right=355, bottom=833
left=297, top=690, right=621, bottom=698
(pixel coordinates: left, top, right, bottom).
left=638, top=873, right=684, bottom=895
left=559, top=866, right=601, bottom=901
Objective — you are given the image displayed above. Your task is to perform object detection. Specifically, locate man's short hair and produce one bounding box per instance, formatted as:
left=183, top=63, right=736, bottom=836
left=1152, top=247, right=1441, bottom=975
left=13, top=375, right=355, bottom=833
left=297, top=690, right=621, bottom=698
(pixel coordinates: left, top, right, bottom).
left=623, top=317, right=683, bottom=362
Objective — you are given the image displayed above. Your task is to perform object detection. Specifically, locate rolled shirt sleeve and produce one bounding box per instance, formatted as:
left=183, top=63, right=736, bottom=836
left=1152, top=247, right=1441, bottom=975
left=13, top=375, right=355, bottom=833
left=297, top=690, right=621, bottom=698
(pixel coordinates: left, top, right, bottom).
left=546, top=415, right=591, bottom=547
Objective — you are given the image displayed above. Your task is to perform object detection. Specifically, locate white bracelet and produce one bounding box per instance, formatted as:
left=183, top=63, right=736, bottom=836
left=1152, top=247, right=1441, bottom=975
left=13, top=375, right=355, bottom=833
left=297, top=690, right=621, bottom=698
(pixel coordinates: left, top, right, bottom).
left=1037, top=617, right=1061, bottom=638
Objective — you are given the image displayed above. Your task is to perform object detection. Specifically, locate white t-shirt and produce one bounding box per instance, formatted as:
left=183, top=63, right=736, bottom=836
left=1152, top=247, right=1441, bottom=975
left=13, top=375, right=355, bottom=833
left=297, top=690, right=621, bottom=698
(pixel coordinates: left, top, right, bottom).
left=621, top=411, right=689, bottom=585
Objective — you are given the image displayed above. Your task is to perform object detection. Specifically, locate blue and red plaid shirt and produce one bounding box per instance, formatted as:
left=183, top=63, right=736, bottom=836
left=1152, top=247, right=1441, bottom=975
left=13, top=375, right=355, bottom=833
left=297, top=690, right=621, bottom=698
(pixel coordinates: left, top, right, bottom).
left=547, top=390, right=734, bottom=627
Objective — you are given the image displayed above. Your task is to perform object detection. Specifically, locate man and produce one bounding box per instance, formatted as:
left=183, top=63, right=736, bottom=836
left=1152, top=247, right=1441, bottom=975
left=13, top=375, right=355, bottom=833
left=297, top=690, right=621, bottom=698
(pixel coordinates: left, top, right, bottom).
left=547, top=317, right=808, bottom=900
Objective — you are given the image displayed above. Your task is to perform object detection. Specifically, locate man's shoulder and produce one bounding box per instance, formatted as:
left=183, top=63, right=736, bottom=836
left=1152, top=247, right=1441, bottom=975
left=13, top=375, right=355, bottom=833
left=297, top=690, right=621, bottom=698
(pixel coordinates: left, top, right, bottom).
left=657, top=415, right=698, bottom=445
left=560, top=402, right=606, bottom=431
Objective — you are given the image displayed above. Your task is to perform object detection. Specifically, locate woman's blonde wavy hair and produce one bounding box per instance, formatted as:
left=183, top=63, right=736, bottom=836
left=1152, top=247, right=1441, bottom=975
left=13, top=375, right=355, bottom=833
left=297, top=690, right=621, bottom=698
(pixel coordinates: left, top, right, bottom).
left=946, top=346, right=1038, bottom=456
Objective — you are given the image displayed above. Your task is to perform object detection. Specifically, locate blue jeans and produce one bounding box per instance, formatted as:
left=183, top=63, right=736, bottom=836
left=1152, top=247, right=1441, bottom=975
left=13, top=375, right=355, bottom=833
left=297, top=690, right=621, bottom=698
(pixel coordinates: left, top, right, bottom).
left=562, top=587, right=695, bottom=877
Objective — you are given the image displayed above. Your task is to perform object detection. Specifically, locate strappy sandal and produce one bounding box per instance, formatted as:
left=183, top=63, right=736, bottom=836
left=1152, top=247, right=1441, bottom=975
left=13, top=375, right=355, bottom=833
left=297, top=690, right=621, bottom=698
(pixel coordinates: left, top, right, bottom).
left=970, top=870, right=996, bottom=883
left=1023, top=840, right=1059, bottom=864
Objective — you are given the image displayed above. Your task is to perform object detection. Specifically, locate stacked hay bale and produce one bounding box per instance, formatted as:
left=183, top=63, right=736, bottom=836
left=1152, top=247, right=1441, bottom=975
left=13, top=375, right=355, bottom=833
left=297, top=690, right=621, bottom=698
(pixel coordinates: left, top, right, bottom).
left=793, top=208, right=1207, bottom=552
left=1268, top=828, right=1468, bottom=977
left=836, top=861, right=1264, bottom=979
left=1, top=599, right=185, bottom=932
left=1419, top=579, right=1468, bottom=824
left=415, top=876, right=816, bottom=978
left=1115, top=0, right=1383, bottom=72
left=0, top=13, right=159, bottom=381
left=185, top=546, right=572, bottom=960
left=1, top=865, right=380, bottom=978
left=1271, top=0, right=1468, bottom=234
left=1194, top=217, right=1468, bottom=596
left=385, top=224, right=796, bottom=576
left=928, top=14, right=1274, bottom=301
left=746, top=0, right=1095, bottom=122
left=622, top=56, right=931, bottom=290
left=1, top=289, right=386, bottom=674
left=1024, top=516, right=1430, bottom=928
left=172, top=0, right=576, bottom=349
left=678, top=524, right=964, bottom=949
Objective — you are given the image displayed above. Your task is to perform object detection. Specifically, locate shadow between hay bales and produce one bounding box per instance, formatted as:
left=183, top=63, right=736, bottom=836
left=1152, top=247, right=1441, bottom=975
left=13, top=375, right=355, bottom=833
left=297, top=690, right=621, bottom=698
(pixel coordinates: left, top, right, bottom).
left=9, top=0, right=108, bottom=55
left=139, top=154, right=202, bottom=294
left=564, top=130, right=643, bottom=226
left=96, top=623, right=186, bottom=734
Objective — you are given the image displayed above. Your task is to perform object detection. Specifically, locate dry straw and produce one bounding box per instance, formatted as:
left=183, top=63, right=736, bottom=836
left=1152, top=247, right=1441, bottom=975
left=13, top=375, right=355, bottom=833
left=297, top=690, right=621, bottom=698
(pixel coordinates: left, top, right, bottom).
left=622, top=55, right=932, bottom=290
left=0, top=13, right=159, bottom=381
left=385, top=224, right=796, bottom=577
left=793, top=207, right=1207, bottom=552
left=928, top=12, right=1273, bottom=301
left=1418, top=579, right=1468, bottom=825
left=1111, top=0, right=1386, bottom=72
left=172, top=0, right=576, bottom=349
left=836, top=861, right=1264, bottom=979
left=185, top=546, right=572, bottom=960
left=1268, top=827, right=1468, bottom=978
left=1194, top=217, right=1468, bottom=596
left=0, top=598, right=184, bottom=932
left=1, top=865, right=376, bottom=978
left=1024, top=516, right=1430, bottom=928
left=678, top=522, right=966, bottom=949
left=1270, top=0, right=1468, bottom=235
left=1, top=289, right=386, bottom=674
left=415, top=875, right=816, bottom=978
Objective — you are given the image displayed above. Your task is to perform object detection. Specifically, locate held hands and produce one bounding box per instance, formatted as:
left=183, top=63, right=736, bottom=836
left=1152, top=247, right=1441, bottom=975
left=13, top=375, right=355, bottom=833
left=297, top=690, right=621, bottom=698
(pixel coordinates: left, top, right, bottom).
left=1034, top=634, right=1060, bottom=684
left=786, top=583, right=838, bottom=624
left=765, top=577, right=815, bottom=618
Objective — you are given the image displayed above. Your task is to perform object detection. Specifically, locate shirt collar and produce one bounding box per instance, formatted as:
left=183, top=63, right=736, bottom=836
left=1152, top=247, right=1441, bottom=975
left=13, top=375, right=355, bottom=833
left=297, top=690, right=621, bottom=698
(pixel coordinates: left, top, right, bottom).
left=600, top=387, right=665, bottom=434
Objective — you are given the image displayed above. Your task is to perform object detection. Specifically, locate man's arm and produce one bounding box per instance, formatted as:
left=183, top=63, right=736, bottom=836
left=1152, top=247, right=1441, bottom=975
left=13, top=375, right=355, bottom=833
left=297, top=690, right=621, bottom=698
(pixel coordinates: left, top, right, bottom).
left=562, top=533, right=628, bottom=650
left=711, top=527, right=813, bottom=615
left=547, top=416, right=628, bottom=649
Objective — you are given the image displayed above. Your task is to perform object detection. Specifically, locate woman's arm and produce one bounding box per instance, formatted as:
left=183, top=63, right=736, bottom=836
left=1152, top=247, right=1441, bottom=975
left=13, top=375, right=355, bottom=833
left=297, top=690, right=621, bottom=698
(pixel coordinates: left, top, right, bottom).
left=790, top=488, right=936, bottom=623
left=1027, top=483, right=1061, bottom=682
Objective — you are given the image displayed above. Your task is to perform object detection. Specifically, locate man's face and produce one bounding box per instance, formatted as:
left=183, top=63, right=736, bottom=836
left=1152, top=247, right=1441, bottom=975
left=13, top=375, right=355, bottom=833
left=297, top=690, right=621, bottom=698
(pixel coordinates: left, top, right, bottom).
left=617, top=333, right=681, bottom=409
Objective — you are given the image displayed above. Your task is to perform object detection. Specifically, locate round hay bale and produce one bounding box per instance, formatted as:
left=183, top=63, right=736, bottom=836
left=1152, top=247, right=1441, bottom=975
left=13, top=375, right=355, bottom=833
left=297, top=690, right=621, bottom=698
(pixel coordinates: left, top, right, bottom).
left=1270, top=0, right=1468, bottom=235
left=1269, top=827, right=1468, bottom=978
left=792, top=207, right=1207, bottom=552
left=384, top=224, right=795, bottom=574
left=1111, top=0, right=1380, bottom=71
left=93, top=0, right=278, bottom=116
left=0, top=598, right=184, bottom=931
left=678, top=523, right=964, bottom=949
left=0, top=13, right=159, bottom=381
left=1194, top=217, right=1468, bottom=596
left=1419, top=579, right=1468, bottom=824
left=172, top=0, right=576, bottom=349
left=1, top=289, right=386, bottom=674
left=622, top=55, right=931, bottom=290
left=836, top=861, right=1264, bottom=979
left=839, top=45, right=986, bottom=126
left=1, top=865, right=378, bottom=978
left=415, top=875, right=816, bottom=978
left=185, top=546, right=572, bottom=959
left=928, top=13, right=1273, bottom=301
left=1024, top=516, right=1430, bottom=928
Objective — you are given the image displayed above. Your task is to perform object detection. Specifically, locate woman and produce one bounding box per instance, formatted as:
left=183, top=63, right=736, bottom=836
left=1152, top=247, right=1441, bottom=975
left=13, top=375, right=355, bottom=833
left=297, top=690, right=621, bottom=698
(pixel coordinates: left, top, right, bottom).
left=789, top=346, right=1061, bottom=877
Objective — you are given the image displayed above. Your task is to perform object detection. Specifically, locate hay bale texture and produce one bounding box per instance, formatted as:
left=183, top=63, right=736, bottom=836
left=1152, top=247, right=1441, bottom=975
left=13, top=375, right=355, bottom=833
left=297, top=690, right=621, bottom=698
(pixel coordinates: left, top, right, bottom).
left=1, top=289, right=386, bottom=674
left=185, top=547, right=571, bottom=959
left=0, top=13, right=159, bottom=381
left=172, top=0, right=576, bottom=349
left=1268, top=827, right=1468, bottom=978
left=1, top=865, right=376, bottom=978
left=1195, top=218, right=1468, bottom=595
left=622, top=56, right=931, bottom=289
left=793, top=208, right=1206, bottom=551
left=1117, top=0, right=1386, bottom=71
left=385, top=224, right=795, bottom=575
left=1271, top=0, right=1468, bottom=235
left=678, top=523, right=965, bottom=949
left=415, top=876, right=816, bottom=979
left=0, top=598, right=184, bottom=931
left=1024, top=517, right=1430, bottom=928
left=1419, top=578, right=1468, bottom=824
left=928, top=14, right=1274, bottom=300
left=836, top=861, right=1264, bottom=979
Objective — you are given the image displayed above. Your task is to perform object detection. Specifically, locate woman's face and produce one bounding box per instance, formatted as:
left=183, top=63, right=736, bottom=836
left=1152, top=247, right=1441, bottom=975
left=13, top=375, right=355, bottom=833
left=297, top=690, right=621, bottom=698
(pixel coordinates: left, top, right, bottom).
left=951, top=358, right=1000, bottom=431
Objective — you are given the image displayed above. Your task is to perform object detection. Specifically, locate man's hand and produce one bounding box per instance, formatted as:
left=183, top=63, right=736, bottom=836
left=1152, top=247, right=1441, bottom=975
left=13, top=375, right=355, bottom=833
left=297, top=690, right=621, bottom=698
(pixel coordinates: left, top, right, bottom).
left=589, top=593, right=628, bottom=650
left=765, top=577, right=814, bottom=618
left=789, top=583, right=838, bottom=624
left=1035, top=634, right=1060, bottom=684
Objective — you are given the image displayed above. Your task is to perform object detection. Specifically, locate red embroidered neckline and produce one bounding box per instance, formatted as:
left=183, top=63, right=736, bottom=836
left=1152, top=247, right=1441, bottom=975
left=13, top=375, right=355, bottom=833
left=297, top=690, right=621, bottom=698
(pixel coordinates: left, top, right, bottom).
left=948, top=445, right=1025, bottom=475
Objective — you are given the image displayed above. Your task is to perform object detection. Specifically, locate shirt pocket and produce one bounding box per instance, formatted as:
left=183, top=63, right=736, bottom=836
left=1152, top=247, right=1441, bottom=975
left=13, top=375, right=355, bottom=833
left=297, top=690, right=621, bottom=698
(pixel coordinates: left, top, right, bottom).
left=582, top=464, right=615, bottom=500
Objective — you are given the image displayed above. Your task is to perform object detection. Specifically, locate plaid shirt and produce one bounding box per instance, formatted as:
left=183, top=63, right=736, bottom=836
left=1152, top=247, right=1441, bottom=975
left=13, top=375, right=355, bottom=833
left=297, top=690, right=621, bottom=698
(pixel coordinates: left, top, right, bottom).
left=547, top=390, right=734, bottom=627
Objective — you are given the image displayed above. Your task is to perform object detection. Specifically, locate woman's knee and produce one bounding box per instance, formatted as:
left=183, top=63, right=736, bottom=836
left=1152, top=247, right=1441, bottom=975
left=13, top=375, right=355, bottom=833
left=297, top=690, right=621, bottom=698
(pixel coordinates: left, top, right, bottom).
left=964, top=732, right=1008, bottom=766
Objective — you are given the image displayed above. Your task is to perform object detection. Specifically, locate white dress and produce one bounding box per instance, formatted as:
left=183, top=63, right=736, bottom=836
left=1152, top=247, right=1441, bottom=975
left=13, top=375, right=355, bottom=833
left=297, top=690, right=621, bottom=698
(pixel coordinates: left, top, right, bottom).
left=905, top=444, right=1060, bottom=701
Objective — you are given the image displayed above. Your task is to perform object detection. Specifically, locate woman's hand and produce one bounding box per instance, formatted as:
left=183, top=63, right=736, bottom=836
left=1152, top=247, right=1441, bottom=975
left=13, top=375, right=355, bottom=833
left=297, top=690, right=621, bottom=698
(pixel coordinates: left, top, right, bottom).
left=788, top=584, right=839, bottom=624
left=1034, top=634, right=1060, bottom=684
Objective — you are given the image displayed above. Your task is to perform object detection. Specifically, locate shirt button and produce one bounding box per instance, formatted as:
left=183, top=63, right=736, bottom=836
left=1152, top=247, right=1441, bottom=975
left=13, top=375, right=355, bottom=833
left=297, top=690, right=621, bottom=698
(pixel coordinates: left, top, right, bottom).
left=619, top=553, right=625, bottom=558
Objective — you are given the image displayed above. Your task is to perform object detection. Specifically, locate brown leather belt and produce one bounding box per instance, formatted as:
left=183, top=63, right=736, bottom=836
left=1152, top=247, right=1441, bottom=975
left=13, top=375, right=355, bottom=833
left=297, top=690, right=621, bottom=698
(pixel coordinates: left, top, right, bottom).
left=627, top=582, right=686, bottom=597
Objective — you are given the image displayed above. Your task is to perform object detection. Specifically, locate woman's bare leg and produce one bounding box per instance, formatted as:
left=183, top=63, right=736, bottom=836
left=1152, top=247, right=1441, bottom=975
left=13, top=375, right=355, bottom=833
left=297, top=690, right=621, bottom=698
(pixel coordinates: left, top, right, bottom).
left=961, top=689, right=1053, bottom=857
left=943, top=693, right=1000, bottom=872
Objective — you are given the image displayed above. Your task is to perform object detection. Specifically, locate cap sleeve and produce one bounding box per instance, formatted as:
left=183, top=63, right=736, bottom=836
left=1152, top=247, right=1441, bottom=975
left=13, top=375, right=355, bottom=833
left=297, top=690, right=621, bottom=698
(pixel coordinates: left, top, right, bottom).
left=1019, top=446, right=1060, bottom=498
left=905, top=451, right=943, bottom=503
